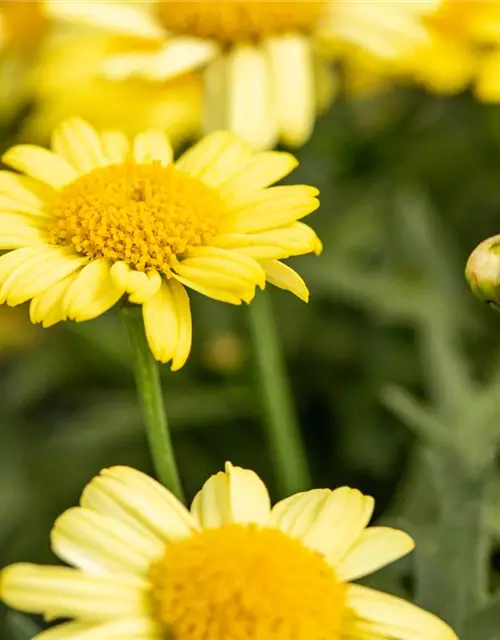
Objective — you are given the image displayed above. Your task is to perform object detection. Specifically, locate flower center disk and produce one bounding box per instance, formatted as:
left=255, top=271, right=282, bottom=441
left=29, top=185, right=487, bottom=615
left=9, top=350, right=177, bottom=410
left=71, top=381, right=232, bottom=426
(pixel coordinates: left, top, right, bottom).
left=151, top=523, right=346, bottom=640
left=49, top=163, right=224, bottom=273
left=156, top=0, right=325, bottom=43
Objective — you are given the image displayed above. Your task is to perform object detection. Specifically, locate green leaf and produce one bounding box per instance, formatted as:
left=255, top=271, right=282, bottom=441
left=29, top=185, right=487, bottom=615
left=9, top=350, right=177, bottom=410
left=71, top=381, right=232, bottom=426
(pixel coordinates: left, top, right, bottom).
left=7, top=612, right=40, bottom=640
left=465, top=591, right=500, bottom=640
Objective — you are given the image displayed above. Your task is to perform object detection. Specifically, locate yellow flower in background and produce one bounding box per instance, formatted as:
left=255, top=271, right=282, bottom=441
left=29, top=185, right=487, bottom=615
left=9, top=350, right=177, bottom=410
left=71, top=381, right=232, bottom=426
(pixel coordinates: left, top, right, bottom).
left=24, top=31, right=202, bottom=147
left=0, top=117, right=320, bottom=369
left=374, top=0, right=500, bottom=100
left=0, top=0, right=46, bottom=122
left=47, top=0, right=440, bottom=149
left=0, top=463, right=457, bottom=640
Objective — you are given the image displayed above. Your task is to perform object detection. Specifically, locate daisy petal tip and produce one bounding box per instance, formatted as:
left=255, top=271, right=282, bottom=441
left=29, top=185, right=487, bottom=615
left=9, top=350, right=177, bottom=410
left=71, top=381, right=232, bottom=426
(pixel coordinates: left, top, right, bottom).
left=313, top=237, right=323, bottom=255
left=170, top=355, right=187, bottom=372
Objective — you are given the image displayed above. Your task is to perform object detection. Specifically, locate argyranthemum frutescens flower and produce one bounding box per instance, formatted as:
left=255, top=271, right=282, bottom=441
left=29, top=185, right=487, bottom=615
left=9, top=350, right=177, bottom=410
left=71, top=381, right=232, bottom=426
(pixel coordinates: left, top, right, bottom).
left=0, top=117, right=320, bottom=369
left=0, top=463, right=458, bottom=640
left=46, top=0, right=439, bottom=149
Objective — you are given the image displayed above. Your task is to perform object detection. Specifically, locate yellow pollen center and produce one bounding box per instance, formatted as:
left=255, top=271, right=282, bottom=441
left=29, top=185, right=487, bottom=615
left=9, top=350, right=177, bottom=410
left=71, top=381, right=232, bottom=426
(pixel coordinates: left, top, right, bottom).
left=150, top=523, right=346, bottom=640
left=49, top=163, right=225, bottom=273
left=156, top=0, right=325, bottom=43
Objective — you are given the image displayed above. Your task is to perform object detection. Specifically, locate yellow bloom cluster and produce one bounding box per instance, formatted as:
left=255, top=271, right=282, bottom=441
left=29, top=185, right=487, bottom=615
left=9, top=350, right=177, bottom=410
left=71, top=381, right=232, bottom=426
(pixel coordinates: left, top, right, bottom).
left=0, top=5, right=478, bottom=640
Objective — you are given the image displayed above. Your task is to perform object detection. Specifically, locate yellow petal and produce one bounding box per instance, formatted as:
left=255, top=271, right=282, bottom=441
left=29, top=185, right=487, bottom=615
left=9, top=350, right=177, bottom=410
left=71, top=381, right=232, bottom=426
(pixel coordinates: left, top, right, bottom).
left=0, top=563, right=149, bottom=621
left=2, top=145, right=78, bottom=188
left=81, top=466, right=198, bottom=542
left=191, top=462, right=271, bottom=528
left=142, top=280, right=179, bottom=364
left=63, top=259, right=124, bottom=322
left=142, top=279, right=192, bottom=368
left=203, top=55, right=230, bottom=133
left=110, top=263, right=162, bottom=304
left=269, top=486, right=374, bottom=565
left=219, top=151, right=298, bottom=205
left=133, top=130, right=173, bottom=165
left=227, top=44, right=277, bottom=150
left=0, top=171, right=54, bottom=211
left=45, top=0, right=163, bottom=40
left=176, top=131, right=252, bottom=188
left=180, top=247, right=266, bottom=288
left=29, top=273, right=77, bottom=328
left=345, top=584, right=458, bottom=640
left=319, top=1, right=434, bottom=60
left=214, top=222, right=322, bottom=260
left=0, top=213, right=49, bottom=249
left=51, top=507, right=165, bottom=578
left=104, top=39, right=217, bottom=82
left=266, top=35, right=315, bottom=148
left=0, top=247, right=86, bottom=306
left=225, top=185, right=320, bottom=233
left=168, top=279, right=192, bottom=371
left=32, top=618, right=163, bottom=640
left=172, top=273, right=244, bottom=305
left=174, top=262, right=257, bottom=303
left=51, top=118, right=108, bottom=173
left=100, top=131, right=130, bottom=165
left=336, top=527, right=415, bottom=582
left=263, top=260, right=309, bottom=302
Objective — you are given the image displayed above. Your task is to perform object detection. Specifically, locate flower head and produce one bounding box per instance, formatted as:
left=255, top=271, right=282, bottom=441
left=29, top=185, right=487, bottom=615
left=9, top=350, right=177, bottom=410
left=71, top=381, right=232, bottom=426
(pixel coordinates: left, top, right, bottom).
left=465, top=234, right=500, bottom=311
left=0, top=463, right=458, bottom=640
left=0, top=117, right=320, bottom=368
left=47, top=0, right=439, bottom=149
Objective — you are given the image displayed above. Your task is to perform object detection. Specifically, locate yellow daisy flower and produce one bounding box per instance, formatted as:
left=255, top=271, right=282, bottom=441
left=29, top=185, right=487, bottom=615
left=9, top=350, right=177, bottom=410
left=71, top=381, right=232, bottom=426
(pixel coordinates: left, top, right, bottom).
left=46, top=0, right=440, bottom=149
left=375, top=0, right=500, bottom=100
left=0, top=117, right=320, bottom=369
left=24, top=31, right=202, bottom=147
left=0, top=463, right=457, bottom=640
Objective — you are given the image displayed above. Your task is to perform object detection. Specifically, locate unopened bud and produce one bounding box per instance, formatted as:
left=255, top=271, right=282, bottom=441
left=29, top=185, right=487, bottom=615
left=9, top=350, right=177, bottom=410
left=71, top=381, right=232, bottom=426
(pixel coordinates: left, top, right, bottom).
left=465, top=235, right=500, bottom=310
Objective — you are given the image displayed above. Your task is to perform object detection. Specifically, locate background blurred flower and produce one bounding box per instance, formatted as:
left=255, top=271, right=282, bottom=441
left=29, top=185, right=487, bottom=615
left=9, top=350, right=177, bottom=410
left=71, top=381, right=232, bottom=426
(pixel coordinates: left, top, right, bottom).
left=24, top=30, right=202, bottom=147
left=360, top=0, right=500, bottom=100
left=46, top=0, right=440, bottom=149
left=0, top=0, right=46, bottom=124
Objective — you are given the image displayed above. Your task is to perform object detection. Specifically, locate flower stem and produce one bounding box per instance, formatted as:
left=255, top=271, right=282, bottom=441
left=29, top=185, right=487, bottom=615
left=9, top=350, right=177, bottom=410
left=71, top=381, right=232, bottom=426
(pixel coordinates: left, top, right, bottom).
left=247, top=291, right=311, bottom=495
left=121, top=306, right=184, bottom=501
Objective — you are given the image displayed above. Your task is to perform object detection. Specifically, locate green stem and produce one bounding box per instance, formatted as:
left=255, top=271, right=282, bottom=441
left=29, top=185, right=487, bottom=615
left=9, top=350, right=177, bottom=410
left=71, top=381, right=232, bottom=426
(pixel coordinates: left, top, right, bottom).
left=247, top=291, right=311, bottom=495
left=415, top=450, right=491, bottom=635
left=121, top=307, right=184, bottom=501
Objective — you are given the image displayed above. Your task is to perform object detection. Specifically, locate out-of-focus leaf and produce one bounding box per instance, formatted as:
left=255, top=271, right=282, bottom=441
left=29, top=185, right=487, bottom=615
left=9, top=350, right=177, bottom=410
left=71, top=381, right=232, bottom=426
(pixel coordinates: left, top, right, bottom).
left=465, top=592, right=500, bottom=640
left=6, top=612, right=40, bottom=640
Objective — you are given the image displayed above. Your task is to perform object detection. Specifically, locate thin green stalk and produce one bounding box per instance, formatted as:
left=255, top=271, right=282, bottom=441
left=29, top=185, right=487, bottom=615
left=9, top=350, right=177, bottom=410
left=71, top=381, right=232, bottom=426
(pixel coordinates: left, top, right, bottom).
left=247, top=291, right=311, bottom=495
left=415, top=451, right=491, bottom=635
left=121, top=307, right=184, bottom=500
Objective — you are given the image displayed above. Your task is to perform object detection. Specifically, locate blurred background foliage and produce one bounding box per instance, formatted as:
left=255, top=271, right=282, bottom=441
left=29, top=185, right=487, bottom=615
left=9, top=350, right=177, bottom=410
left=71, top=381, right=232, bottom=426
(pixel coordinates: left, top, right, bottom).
left=3, top=7, right=500, bottom=639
